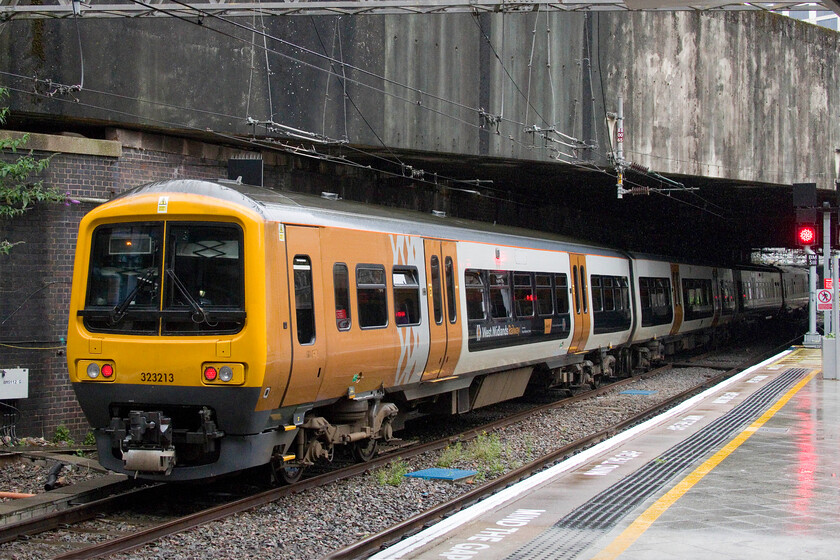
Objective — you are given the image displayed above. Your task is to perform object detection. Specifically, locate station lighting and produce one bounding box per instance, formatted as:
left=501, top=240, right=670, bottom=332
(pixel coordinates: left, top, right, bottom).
left=796, top=224, right=817, bottom=246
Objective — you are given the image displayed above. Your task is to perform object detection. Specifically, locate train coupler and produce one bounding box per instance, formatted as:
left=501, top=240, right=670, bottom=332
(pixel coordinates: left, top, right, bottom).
left=122, top=448, right=176, bottom=474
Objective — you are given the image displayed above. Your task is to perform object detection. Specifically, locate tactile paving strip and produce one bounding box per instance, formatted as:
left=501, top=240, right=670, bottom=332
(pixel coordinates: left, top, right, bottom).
left=505, top=368, right=810, bottom=560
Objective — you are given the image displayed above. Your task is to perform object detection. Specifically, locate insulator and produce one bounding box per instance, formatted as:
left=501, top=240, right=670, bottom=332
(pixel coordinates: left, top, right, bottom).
left=631, top=187, right=651, bottom=196
left=629, top=162, right=650, bottom=173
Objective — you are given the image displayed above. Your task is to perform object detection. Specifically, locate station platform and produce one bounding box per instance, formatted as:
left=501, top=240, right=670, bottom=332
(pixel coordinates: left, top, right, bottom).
left=371, top=347, right=839, bottom=560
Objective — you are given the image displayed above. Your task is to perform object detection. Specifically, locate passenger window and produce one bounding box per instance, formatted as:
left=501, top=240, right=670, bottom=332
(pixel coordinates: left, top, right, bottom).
left=513, top=273, right=534, bottom=317
left=555, top=274, right=569, bottom=314
left=591, top=275, right=603, bottom=312
left=430, top=256, right=443, bottom=324
left=333, top=263, right=351, bottom=331
left=393, top=267, right=421, bottom=326
left=356, top=265, right=388, bottom=329
left=536, top=274, right=553, bottom=316
left=293, top=256, right=315, bottom=345
left=603, top=276, right=615, bottom=311
left=489, top=272, right=511, bottom=319
left=465, top=270, right=486, bottom=321
left=445, top=257, right=457, bottom=324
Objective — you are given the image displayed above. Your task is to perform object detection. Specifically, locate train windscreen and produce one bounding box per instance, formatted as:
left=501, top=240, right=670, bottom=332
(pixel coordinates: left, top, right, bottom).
left=82, top=221, right=245, bottom=335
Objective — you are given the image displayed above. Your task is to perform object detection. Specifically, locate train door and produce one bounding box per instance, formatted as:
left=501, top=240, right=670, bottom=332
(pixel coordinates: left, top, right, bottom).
left=568, top=253, right=591, bottom=353
left=421, top=239, right=463, bottom=381
left=280, top=225, right=327, bottom=405
left=669, top=263, right=683, bottom=335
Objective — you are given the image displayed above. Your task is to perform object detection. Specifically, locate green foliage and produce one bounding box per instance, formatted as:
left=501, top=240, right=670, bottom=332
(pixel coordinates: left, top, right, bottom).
left=436, top=442, right=464, bottom=468
left=436, top=432, right=509, bottom=478
left=470, top=432, right=503, bottom=464
left=375, top=458, right=409, bottom=486
left=83, top=431, right=96, bottom=446
left=0, top=87, right=63, bottom=253
left=52, top=424, right=75, bottom=445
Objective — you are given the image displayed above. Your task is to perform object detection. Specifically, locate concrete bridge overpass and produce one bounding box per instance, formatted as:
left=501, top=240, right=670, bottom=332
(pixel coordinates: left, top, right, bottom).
left=0, top=6, right=838, bottom=256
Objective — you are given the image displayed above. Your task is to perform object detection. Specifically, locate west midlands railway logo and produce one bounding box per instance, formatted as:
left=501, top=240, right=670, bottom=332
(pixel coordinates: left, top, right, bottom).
left=476, top=324, right=522, bottom=341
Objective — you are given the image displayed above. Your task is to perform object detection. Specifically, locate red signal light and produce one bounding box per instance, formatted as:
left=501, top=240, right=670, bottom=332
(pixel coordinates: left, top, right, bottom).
left=101, top=364, right=114, bottom=378
left=204, top=366, right=218, bottom=381
left=796, top=224, right=817, bottom=246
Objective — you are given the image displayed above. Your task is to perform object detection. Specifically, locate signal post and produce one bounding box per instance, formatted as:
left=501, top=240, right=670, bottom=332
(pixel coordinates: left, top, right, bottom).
left=794, top=182, right=838, bottom=378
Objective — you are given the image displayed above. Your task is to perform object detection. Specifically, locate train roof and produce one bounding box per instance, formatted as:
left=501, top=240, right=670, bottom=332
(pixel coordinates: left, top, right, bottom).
left=119, top=178, right=628, bottom=259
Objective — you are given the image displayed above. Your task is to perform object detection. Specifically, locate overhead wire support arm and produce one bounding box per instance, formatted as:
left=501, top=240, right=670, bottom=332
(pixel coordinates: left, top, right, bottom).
left=244, top=116, right=346, bottom=145
left=624, top=161, right=695, bottom=194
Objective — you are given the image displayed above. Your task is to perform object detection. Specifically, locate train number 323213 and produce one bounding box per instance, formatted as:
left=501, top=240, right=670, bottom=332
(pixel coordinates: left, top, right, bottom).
left=140, top=372, right=175, bottom=383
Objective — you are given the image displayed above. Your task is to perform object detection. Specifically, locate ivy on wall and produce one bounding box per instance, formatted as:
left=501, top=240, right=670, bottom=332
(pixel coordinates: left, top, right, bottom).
left=0, top=88, right=66, bottom=254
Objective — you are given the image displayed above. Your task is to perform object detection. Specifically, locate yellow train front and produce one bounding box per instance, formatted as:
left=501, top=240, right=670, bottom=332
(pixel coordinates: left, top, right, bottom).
left=67, top=180, right=299, bottom=481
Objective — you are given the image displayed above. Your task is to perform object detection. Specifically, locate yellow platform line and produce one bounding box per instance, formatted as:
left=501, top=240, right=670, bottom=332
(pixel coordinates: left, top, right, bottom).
left=590, top=367, right=819, bottom=560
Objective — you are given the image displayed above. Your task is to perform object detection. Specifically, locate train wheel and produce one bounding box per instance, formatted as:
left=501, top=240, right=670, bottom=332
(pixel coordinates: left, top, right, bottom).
left=277, top=465, right=304, bottom=485
left=269, top=456, right=305, bottom=485
left=351, top=438, right=379, bottom=462
left=589, top=375, right=602, bottom=390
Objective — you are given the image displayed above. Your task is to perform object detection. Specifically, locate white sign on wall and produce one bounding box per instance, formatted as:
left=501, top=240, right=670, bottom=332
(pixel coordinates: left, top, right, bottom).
left=0, top=368, right=29, bottom=399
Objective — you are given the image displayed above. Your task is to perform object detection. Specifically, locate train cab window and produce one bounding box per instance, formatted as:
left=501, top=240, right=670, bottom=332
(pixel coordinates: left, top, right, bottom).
left=445, top=257, right=457, bottom=324
left=293, top=256, right=316, bottom=345
left=489, top=272, right=511, bottom=319
left=465, top=270, right=486, bottom=321
left=555, top=274, right=570, bottom=315
left=357, top=265, right=388, bottom=328
left=536, top=274, right=553, bottom=316
left=334, top=263, right=351, bottom=331
left=430, top=256, right=443, bottom=324
left=161, top=223, right=246, bottom=335
left=84, top=222, right=163, bottom=334
left=514, top=274, right=534, bottom=317
left=393, top=267, right=421, bottom=327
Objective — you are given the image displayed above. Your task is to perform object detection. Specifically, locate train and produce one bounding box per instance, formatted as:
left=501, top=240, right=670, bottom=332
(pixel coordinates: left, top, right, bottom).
left=66, top=179, right=809, bottom=482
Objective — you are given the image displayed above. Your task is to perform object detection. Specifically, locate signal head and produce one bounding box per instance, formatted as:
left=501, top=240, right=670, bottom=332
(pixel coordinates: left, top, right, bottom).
left=796, top=223, right=817, bottom=246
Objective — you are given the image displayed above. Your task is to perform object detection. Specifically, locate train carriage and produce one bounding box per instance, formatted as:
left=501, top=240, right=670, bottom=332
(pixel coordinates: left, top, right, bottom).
left=66, top=179, right=805, bottom=481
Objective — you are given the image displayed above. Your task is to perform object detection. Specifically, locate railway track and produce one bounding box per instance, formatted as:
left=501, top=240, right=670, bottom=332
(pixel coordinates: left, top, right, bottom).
left=0, top=341, right=791, bottom=560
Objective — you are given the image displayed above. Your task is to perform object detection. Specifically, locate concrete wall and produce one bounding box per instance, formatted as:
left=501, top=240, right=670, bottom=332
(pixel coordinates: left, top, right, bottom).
left=2, top=12, right=837, bottom=187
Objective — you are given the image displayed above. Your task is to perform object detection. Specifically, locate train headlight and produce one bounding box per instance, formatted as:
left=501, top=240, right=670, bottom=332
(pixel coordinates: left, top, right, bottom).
left=201, top=363, right=245, bottom=385
left=79, top=360, right=116, bottom=382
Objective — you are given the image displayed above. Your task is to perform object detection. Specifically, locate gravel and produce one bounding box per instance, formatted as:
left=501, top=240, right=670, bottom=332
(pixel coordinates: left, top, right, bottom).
left=116, top=366, right=717, bottom=560
left=0, top=346, right=763, bottom=559
left=0, top=454, right=105, bottom=501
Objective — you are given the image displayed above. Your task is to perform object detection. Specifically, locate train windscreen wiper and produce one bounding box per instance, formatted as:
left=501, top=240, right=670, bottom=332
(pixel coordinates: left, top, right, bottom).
left=165, top=268, right=212, bottom=325
left=110, top=268, right=158, bottom=325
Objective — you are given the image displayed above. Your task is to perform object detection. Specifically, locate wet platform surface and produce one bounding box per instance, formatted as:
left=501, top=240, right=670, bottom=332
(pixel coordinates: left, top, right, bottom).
left=372, top=347, right=840, bottom=560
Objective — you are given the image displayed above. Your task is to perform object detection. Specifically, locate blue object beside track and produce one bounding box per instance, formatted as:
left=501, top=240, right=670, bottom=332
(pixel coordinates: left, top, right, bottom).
left=404, top=468, right=478, bottom=481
